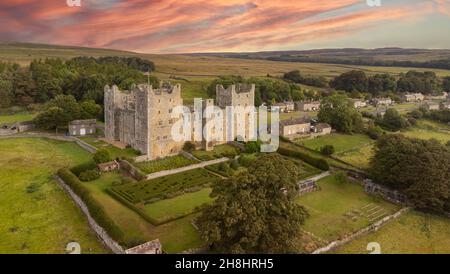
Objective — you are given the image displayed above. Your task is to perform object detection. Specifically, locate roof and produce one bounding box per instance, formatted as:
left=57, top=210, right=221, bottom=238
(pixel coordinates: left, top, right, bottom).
left=69, top=119, right=97, bottom=125
left=280, top=117, right=310, bottom=126
left=315, top=123, right=331, bottom=130
left=125, top=239, right=162, bottom=254
left=97, top=161, right=118, bottom=169
left=298, top=101, right=320, bottom=105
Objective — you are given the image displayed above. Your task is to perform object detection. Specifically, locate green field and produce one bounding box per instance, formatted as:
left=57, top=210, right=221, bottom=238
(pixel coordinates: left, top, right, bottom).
left=110, top=168, right=219, bottom=203
left=79, top=137, right=140, bottom=159
left=297, top=174, right=400, bottom=243
left=142, top=188, right=213, bottom=224
left=84, top=172, right=203, bottom=252
left=0, top=138, right=107, bottom=253
left=297, top=133, right=373, bottom=154
left=336, top=144, right=374, bottom=170
left=135, top=155, right=198, bottom=174
left=333, top=211, right=450, bottom=254
left=191, top=144, right=240, bottom=161
left=401, top=120, right=450, bottom=144
left=0, top=112, right=36, bottom=124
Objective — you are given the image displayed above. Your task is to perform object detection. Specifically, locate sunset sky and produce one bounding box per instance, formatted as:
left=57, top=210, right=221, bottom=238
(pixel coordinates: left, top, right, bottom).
left=1, top=0, right=450, bottom=53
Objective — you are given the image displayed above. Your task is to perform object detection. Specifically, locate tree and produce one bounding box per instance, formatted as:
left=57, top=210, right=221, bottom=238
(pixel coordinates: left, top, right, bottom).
left=369, top=135, right=450, bottom=212
left=196, top=154, right=309, bottom=253
left=93, top=149, right=112, bottom=164
left=329, top=70, right=368, bottom=92
left=182, top=141, right=196, bottom=152
left=244, top=141, right=261, bottom=153
left=80, top=100, right=102, bottom=119
left=318, top=94, right=364, bottom=133
left=376, top=108, right=409, bottom=131
left=283, top=70, right=302, bottom=83
left=0, top=75, right=13, bottom=108
left=443, top=76, right=450, bottom=92
left=320, top=145, right=335, bottom=156
left=33, top=107, right=66, bottom=132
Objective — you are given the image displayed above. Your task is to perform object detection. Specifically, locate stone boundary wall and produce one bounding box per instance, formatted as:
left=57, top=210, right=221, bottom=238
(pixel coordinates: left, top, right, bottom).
left=119, top=159, right=145, bottom=181
left=73, top=137, right=98, bottom=154
left=54, top=175, right=125, bottom=254
left=312, top=207, right=410, bottom=254
left=145, top=157, right=229, bottom=180
left=134, top=154, right=149, bottom=163
left=228, top=141, right=245, bottom=151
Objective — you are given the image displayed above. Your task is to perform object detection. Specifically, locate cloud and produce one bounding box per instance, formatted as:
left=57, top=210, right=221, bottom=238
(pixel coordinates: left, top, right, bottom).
left=0, top=0, right=448, bottom=53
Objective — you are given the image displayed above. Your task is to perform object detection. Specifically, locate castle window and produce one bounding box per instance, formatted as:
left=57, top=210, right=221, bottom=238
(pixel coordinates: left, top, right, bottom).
left=159, top=120, right=163, bottom=125
left=169, top=108, right=172, bottom=113
left=163, top=135, right=168, bottom=139
left=158, top=110, right=161, bottom=114
left=158, top=99, right=161, bottom=103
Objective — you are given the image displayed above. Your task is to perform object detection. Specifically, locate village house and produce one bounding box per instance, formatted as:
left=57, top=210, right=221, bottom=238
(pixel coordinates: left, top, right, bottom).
left=296, top=101, right=321, bottom=111
left=353, top=99, right=367, bottom=108
left=402, top=93, right=425, bottom=102
left=125, top=239, right=162, bottom=254
left=68, top=119, right=97, bottom=136
left=440, top=101, right=450, bottom=110
left=426, top=92, right=448, bottom=100
left=423, top=102, right=440, bottom=111
left=279, top=117, right=311, bottom=139
left=371, top=97, right=392, bottom=106
left=311, top=123, right=332, bottom=136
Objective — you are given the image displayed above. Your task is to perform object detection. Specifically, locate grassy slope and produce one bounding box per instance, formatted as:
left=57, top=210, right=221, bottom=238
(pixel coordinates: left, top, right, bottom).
left=297, top=133, right=373, bottom=154
left=333, top=211, right=450, bottom=254
left=0, top=138, right=107, bottom=254
left=297, top=175, right=399, bottom=242
left=85, top=172, right=203, bottom=253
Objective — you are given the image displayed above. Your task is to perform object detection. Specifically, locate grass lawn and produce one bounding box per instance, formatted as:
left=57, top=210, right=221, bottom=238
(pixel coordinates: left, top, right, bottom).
left=0, top=138, right=108, bottom=253
left=336, top=144, right=374, bottom=170
left=401, top=119, right=450, bottom=144
left=191, top=144, right=240, bottom=161
left=0, top=112, right=36, bottom=124
left=333, top=211, right=450, bottom=254
left=135, top=155, right=198, bottom=174
left=79, top=137, right=140, bottom=159
left=110, top=168, right=219, bottom=203
left=84, top=172, right=203, bottom=253
left=142, top=188, right=213, bottom=224
left=297, top=174, right=400, bottom=243
left=297, top=133, right=373, bottom=154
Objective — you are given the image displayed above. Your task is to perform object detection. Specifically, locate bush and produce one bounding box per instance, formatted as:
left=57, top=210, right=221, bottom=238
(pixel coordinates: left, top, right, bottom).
left=78, top=169, right=100, bottom=182
left=244, top=141, right=261, bottom=153
left=57, top=168, right=124, bottom=241
left=277, top=147, right=329, bottom=171
left=335, top=171, right=349, bottom=184
left=320, top=145, right=335, bottom=156
left=366, top=125, right=384, bottom=140
left=183, top=141, right=196, bottom=152
left=230, top=159, right=240, bottom=170
left=70, top=161, right=97, bottom=176
left=93, top=149, right=111, bottom=164
left=238, top=154, right=255, bottom=167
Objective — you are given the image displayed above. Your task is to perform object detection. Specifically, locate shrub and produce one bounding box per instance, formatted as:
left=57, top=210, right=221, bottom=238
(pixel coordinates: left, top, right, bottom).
left=230, top=159, right=240, bottom=170
left=70, top=161, right=97, bottom=176
left=26, top=183, right=40, bottom=193
left=93, top=149, right=111, bottom=164
left=78, top=169, right=100, bottom=182
left=277, top=147, right=329, bottom=171
left=335, top=171, right=349, bottom=184
left=366, top=125, right=384, bottom=140
left=238, top=154, right=255, bottom=167
left=320, top=145, right=335, bottom=156
left=57, top=168, right=124, bottom=241
left=244, top=141, right=261, bottom=153
left=183, top=141, right=196, bottom=152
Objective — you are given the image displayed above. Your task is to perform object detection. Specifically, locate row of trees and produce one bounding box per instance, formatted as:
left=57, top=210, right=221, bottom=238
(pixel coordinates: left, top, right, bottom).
left=283, top=70, right=328, bottom=88
left=330, top=70, right=446, bottom=96
left=0, top=57, right=158, bottom=108
left=206, top=75, right=321, bottom=106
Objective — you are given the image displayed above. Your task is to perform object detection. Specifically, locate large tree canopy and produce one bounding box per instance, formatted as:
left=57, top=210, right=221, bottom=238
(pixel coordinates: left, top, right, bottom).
left=369, top=135, right=450, bottom=212
left=196, top=154, right=309, bottom=254
left=318, top=94, right=364, bottom=133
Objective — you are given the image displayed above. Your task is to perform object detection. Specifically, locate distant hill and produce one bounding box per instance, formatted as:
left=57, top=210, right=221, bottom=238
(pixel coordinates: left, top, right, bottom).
left=188, top=48, right=450, bottom=70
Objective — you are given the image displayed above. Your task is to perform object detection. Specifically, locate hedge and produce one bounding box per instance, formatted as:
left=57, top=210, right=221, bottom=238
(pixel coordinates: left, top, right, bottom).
left=70, top=161, right=97, bottom=176
left=57, top=168, right=124, bottom=242
left=277, top=147, right=330, bottom=171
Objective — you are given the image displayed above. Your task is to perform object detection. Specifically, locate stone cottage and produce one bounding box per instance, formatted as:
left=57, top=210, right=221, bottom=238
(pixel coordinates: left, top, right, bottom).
left=68, top=119, right=97, bottom=136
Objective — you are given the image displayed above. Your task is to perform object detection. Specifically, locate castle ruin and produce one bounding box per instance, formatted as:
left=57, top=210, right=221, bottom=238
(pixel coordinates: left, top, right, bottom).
left=104, top=82, right=255, bottom=160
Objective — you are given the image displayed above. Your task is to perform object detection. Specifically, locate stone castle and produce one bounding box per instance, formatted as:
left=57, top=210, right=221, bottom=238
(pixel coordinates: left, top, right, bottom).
left=104, top=82, right=255, bottom=160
